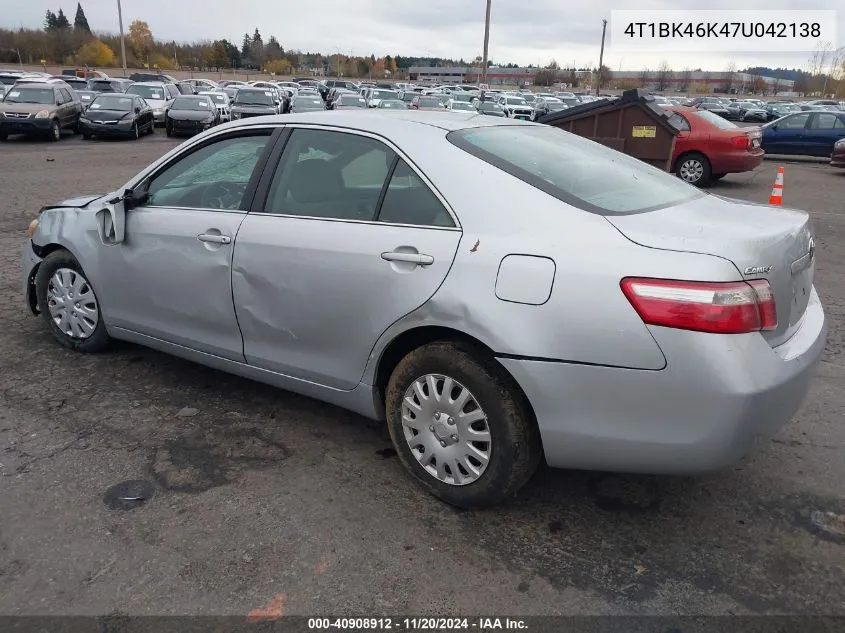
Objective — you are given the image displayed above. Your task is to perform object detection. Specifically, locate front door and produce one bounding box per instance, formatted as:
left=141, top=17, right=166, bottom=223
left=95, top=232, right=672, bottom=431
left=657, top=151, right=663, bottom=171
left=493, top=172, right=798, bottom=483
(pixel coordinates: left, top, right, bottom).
left=97, top=129, right=275, bottom=360
left=232, top=127, right=462, bottom=390
left=764, top=112, right=810, bottom=154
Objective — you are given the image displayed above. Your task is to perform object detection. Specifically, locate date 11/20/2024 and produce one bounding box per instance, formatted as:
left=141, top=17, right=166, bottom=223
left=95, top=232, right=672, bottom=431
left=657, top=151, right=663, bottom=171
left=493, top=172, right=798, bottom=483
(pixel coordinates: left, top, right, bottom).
left=307, top=617, right=528, bottom=630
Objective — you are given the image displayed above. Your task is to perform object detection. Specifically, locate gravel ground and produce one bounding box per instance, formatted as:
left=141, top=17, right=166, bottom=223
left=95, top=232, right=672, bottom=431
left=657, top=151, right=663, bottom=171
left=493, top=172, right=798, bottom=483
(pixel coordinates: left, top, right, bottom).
left=1, top=131, right=843, bottom=617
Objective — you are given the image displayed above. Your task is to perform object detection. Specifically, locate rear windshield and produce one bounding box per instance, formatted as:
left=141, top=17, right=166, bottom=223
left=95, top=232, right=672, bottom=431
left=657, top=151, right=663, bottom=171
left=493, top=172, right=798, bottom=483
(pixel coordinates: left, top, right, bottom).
left=693, top=110, right=738, bottom=129
left=447, top=125, right=703, bottom=215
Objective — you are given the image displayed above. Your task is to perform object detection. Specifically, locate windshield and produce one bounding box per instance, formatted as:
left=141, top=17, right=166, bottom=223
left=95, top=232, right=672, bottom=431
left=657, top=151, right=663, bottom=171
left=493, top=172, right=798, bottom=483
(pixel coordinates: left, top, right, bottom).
left=127, top=85, right=166, bottom=100
left=379, top=100, right=407, bottom=108
left=450, top=102, right=476, bottom=111
left=90, top=95, right=134, bottom=111
left=294, top=97, right=323, bottom=107
left=547, top=103, right=567, bottom=111
left=172, top=97, right=211, bottom=110
left=478, top=102, right=503, bottom=112
left=89, top=81, right=119, bottom=92
left=451, top=92, right=473, bottom=102
left=448, top=126, right=703, bottom=215
left=3, top=87, right=54, bottom=104
left=694, top=110, right=738, bottom=129
left=201, top=93, right=226, bottom=103
left=235, top=90, right=274, bottom=106
left=372, top=90, right=398, bottom=100
left=338, top=95, right=366, bottom=106
left=417, top=97, right=441, bottom=107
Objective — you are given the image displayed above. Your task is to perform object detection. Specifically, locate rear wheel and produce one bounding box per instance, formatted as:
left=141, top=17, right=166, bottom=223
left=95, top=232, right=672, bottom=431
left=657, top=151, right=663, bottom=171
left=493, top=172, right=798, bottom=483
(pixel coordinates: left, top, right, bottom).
left=711, top=173, right=727, bottom=181
left=676, top=152, right=712, bottom=187
left=385, top=341, right=542, bottom=509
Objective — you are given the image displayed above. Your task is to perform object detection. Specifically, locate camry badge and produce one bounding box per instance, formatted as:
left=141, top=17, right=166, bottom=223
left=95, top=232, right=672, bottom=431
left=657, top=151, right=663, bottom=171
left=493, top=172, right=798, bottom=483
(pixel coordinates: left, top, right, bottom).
left=744, top=265, right=773, bottom=275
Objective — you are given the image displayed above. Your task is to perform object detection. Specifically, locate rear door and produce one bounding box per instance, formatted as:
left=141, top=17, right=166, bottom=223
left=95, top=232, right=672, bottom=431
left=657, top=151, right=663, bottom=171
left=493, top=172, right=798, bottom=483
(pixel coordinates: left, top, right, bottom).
left=803, top=112, right=845, bottom=156
left=232, top=126, right=462, bottom=390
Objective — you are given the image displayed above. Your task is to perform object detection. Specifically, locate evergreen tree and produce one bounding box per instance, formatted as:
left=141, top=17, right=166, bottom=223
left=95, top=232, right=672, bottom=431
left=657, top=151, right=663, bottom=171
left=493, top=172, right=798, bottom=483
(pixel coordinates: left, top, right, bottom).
left=74, top=2, right=91, bottom=33
left=44, top=9, right=58, bottom=31
left=252, top=28, right=262, bottom=45
left=55, top=8, right=71, bottom=29
left=241, top=33, right=251, bottom=59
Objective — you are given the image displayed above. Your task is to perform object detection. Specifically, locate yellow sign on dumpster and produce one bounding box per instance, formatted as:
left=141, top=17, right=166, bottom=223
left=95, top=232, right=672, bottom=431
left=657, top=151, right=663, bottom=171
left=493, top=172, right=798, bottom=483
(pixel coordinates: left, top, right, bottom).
left=632, top=125, right=657, bottom=138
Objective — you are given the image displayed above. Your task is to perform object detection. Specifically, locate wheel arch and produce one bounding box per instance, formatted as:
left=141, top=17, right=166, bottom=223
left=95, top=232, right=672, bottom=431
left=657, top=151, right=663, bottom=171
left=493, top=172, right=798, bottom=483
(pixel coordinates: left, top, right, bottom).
left=672, top=149, right=710, bottom=174
left=372, top=325, right=542, bottom=453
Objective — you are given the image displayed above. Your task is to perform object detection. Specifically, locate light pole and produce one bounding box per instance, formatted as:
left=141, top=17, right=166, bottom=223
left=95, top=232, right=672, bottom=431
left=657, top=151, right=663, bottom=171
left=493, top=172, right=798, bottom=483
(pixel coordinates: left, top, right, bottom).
left=596, top=18, right=607, bottom=96
left=481, top=0, right=491, bottom=87
left=117, top=0, right=127, bottom=73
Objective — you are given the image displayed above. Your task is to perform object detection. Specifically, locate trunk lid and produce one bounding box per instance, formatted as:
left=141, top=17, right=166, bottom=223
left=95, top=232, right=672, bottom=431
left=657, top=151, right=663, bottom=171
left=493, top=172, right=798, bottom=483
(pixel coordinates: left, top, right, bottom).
left=606, top=194, right=815, bottom=347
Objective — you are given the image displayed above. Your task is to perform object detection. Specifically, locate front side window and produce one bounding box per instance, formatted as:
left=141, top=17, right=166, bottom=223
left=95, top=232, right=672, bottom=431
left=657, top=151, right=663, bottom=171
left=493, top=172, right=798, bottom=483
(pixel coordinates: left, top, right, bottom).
left=448, top=125, right=703, bottom=215
left=264, top=128, right=395, bottom=220
left=145, top=133, right=271, bottom=210
left=377, top=160, right=454, bottom=227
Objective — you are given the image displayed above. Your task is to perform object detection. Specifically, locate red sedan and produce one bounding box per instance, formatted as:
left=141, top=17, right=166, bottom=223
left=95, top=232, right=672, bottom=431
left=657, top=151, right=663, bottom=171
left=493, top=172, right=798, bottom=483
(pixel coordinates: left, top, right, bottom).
left=664, top=106, right=764, bottom=186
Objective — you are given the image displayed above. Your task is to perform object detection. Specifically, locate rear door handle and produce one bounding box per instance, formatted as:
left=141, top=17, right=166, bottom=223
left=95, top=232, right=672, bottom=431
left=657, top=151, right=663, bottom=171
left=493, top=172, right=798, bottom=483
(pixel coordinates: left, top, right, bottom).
left=381, top=251, right=434, bottom=266
left=197, top=233, right=232, bottom=244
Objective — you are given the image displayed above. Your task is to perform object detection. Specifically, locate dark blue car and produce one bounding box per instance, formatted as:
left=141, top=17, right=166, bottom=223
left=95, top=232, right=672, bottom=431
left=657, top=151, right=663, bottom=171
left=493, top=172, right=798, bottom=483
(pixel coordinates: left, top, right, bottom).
left=761, top=110, right=845, bottom=156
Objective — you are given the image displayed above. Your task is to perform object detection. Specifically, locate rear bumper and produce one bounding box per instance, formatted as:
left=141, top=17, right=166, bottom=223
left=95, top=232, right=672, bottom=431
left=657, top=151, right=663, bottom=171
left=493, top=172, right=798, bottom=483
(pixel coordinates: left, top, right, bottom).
left=498, top=287, right=826, bottom=474
left=0, top=118, right=53, bottom=135
left=711, top=149, right=765, bottom=174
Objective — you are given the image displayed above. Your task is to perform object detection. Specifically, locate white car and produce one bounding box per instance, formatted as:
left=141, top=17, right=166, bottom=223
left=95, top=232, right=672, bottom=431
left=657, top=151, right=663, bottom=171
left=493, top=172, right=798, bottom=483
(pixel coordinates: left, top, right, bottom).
left=124, top=81, right=180, bottom=125
left=198, top=90, right=231, bottom=122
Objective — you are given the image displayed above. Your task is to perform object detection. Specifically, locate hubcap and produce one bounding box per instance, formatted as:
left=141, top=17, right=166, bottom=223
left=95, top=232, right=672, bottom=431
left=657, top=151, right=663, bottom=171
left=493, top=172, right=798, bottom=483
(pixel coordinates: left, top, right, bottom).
left=679, top=159, right=704, bottom=183
left=400, top=374, right=492, bottom=486
left=46, top=268, right=99, bottom=339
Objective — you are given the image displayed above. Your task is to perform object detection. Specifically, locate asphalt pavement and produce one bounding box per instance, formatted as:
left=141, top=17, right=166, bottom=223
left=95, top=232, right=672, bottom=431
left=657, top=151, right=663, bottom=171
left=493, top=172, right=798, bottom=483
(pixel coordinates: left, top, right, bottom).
left=1, top=131, right=844, bottom=617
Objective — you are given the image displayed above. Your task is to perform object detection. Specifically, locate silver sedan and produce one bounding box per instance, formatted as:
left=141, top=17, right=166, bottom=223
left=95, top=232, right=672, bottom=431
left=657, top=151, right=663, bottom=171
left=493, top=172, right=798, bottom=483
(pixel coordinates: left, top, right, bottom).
left=21, top=111, right=826, bottom=508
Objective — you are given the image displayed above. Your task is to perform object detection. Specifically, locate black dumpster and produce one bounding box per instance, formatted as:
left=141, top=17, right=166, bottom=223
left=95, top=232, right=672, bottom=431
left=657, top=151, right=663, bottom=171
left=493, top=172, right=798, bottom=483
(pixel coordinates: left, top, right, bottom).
left=537, top=88, right=679, bottom=171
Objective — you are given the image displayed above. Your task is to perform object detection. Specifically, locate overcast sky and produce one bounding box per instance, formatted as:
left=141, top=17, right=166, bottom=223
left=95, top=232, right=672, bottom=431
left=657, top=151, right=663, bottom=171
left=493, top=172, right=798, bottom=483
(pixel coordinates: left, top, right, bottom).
left=3, top=0, right=842, bottom=71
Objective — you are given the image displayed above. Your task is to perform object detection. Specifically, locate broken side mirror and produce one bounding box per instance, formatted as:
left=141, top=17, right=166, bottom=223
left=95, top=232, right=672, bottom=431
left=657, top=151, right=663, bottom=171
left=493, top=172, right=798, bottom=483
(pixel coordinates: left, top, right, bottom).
left=95, top=195, right=126, bottom=245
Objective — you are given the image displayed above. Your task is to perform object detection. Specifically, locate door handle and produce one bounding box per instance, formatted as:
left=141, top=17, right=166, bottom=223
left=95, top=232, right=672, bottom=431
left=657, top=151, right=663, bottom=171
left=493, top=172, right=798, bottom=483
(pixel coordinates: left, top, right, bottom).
left=197, top=233, right=231, bottom=244
left=381, top=251, right=434, bottom=266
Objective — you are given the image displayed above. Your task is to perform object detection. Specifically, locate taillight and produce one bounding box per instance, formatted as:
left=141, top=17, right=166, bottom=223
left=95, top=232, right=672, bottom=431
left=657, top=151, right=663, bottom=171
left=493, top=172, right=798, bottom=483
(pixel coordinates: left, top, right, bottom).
left=620, top=278, right=777, bottom=334
left=731, top=135, right=751, bottom=149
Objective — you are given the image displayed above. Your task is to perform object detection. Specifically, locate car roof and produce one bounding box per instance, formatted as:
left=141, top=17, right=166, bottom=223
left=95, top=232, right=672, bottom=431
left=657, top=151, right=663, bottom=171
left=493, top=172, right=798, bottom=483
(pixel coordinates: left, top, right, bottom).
left=129, top=81, right=169, bottom=87
left=11, top=82, right=60, bottom=89
left=226, top=109, right=522, bottom=133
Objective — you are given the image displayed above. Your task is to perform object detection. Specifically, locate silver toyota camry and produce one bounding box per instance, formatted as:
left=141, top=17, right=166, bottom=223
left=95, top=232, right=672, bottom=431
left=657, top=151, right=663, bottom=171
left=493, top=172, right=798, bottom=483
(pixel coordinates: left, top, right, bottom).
left=21, top=111, right=826, bottom=508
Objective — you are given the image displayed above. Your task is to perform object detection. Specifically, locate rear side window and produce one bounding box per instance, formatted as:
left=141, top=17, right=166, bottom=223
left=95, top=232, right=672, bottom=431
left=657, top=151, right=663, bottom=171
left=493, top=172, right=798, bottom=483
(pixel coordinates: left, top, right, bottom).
left=377, top=160, right=454, bottom=227
left=447, top=125, right=703, bottom=215
left=666, top=113, right=690, bottom=131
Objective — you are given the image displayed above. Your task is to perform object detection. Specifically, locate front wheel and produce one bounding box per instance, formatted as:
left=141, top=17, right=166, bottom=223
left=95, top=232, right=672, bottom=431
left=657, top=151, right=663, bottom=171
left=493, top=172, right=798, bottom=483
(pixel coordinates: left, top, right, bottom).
left=385, top=341, right=542, bottom=509
left=165, top=122, right=173, bottom=137
left=34, top=250, right=111, bottom=353
left=82, top=131, right=92, bottom=140
left=675, top=152, right=712, bottom=187
left=49, top=120, right=61, bottom=142
left=131, top=122, right=140, bottom=140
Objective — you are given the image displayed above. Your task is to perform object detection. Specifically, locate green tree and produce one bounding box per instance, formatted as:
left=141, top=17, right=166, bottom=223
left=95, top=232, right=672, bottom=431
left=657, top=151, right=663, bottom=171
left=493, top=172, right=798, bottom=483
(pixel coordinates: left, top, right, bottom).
left=252, top=28, right=262, bottom=46
left=55, top=8, right=71, bottom=29
left=74, top=2, right=91, bottom=33
left=44, top=9, right=58, bottom=30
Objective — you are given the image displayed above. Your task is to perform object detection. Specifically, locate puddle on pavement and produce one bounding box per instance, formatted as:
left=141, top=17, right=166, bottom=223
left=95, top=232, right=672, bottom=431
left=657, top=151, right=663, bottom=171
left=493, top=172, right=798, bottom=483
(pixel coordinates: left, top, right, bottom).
left=103, top=480, right=155, bottom=511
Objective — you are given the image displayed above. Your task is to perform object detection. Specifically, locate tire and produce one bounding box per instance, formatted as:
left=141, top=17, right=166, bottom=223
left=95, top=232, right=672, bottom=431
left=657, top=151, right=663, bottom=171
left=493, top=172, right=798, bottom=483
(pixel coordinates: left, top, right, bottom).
left=82, top=131, right=92, bottom=140
left=131, top=122, right=140, bottom=140
left=165, top=122, right=173, bottom=137
left=712, top=173, right=727, bottom=181
left=34, top=250, right=111, bottom=353
left=675, top=152, right=712, bottom=187
left=0, top=131, right=7, bottom=141
left=385, top=341, right=542, bottom=509
left=146, top=121, right=155, bottom=135
left=49, top=120, right=61, bottom=142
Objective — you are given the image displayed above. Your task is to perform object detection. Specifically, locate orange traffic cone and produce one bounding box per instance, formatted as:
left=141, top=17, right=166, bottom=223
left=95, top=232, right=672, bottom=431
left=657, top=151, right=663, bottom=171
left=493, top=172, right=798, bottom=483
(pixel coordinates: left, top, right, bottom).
left=769, top=166, right=784, bottom=205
